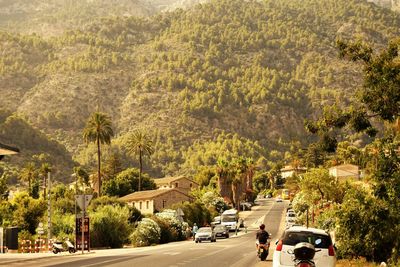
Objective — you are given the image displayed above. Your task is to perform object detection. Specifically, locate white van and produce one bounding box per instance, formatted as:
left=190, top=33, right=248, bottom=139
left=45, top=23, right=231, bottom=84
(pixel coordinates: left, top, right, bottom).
left=220, top=209, right=238, bottom=231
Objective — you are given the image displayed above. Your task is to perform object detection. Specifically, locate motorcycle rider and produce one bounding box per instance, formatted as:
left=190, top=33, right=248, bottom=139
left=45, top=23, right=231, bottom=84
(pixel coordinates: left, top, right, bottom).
left=256, top=224, right=270, bottom=251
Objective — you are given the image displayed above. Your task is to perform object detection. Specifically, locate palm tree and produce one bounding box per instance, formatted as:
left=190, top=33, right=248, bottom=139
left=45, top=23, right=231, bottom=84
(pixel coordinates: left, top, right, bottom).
left=19, top=162, right=36, bottom=196
left=231, top=157, right=247, bottom=210
left=83, top=112, right=114, bottom=196
left=39, top=163, right=51, bottom=197
left=216, top=158, right=231, bottom=198
left=126, top=130, right=153, bottom=191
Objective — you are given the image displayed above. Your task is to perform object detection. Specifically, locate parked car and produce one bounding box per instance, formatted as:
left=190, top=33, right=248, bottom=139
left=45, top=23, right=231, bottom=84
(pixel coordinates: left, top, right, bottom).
left=273, top=226, right=336, bottom=267
left=194, top=227, right=217, bottom=243
left=286, top=210, right=295, bottom=216
left=239, top=201, right=253, bottom=210
left=286, top=213, right=296, bottom=219
left=285, top=217, right=297, bottom=228
left=276, top=197, right=283, bottom=202
left=213, top=225, right=229, bottom=238
left=211, top=216, right=221, bottom=226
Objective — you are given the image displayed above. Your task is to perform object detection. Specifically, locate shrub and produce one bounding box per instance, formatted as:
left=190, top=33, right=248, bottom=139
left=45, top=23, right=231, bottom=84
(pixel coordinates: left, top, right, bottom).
left=172, top=201, right=212, bottom=226
left=130, top=218, right=160, bottom=247
left=52, top=211, right=75, bottom=241
left=153, top=210, right=188, bottom=243
left=90, top=205, right=131, bottom=248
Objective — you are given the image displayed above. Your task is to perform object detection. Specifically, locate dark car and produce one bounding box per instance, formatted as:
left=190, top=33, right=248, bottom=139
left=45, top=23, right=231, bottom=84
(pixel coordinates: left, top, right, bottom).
left=213, top=225, right=229, bottom=238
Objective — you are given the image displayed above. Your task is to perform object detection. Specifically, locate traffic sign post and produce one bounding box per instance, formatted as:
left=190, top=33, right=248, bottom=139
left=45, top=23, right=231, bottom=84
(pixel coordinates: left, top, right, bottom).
left=0, top=227, right=3, bottom=254
left=75, top=195, right=92, bottom=254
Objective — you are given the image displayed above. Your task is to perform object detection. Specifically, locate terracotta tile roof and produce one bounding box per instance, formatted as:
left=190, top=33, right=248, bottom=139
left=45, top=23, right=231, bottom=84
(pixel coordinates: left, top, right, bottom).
left=154, top=175, right=198, bottom=185
left=119, top=188, right=189, bottom=202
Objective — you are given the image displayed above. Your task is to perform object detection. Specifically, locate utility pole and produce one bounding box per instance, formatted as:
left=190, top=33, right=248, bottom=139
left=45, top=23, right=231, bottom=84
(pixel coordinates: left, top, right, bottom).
left=306, top=206, right=309, bottom=228
left=47, top=172, right=52, bottom=251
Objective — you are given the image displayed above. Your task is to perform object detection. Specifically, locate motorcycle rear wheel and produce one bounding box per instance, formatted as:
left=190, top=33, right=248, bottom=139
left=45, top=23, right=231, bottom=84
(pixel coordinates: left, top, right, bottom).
left=259, top=249, right=268, bottom=261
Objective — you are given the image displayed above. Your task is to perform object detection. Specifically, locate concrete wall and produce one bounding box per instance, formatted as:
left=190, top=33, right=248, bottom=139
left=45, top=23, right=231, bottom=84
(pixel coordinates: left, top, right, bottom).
left=128, top=199, right=154, bottom=214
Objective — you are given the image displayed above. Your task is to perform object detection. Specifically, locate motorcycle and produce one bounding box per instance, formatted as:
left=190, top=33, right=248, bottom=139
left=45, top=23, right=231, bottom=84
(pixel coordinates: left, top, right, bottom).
left=52, top=239, right=76, bottom=254
left=289, top=242, right=320, bottom=267
left=256, top=235, right=271, bottom=261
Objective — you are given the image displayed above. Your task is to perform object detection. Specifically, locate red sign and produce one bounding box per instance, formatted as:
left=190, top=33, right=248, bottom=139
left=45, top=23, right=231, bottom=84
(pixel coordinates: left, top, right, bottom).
left=75, top=217, right=90, bottom=251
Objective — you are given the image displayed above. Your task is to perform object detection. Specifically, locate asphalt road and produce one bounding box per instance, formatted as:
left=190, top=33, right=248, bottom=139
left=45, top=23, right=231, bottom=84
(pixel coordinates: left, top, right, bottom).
left=3, top=199, right=286, bottom=267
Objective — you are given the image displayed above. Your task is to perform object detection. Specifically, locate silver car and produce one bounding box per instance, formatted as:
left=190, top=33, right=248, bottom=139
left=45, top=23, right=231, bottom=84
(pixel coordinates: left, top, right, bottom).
left=194, top=227, right=217, bottom=243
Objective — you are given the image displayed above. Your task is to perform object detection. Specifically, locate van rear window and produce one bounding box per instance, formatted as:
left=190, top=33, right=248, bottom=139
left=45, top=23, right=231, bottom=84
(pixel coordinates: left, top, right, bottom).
left=282, top=231, right=332, bottom=248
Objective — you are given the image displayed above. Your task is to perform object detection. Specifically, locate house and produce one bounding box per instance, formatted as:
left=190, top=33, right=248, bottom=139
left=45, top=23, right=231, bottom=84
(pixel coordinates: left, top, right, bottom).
left=119, top=188, right=192, bottom=214
left=280, top=165, right=307, bottom=179
left=154, top=176, right=198, bottom=194
left=329, top=164, right=360, bottom=181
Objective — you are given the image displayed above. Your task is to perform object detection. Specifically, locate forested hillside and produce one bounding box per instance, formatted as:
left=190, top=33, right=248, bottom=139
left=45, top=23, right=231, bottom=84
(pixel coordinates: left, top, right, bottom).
left=1, top=0, right=399, bottom=180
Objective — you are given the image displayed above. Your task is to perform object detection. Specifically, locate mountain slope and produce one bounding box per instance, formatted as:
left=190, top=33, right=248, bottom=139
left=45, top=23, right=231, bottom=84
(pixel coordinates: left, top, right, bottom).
left=1, top=0, right=399, bottom=178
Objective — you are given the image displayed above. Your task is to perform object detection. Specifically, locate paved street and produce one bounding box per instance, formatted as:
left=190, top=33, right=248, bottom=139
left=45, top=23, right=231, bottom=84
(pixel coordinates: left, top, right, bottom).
left=0, top=199, right=286, bottom=267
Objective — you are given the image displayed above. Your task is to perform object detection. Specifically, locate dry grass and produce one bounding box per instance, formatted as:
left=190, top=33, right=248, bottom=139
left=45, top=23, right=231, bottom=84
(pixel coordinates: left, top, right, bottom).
left=336, top=259, right=380, bottom=267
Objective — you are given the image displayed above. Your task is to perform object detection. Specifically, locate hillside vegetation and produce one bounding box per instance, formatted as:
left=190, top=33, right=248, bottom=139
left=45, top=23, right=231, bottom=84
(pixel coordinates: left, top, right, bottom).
left=1, top=0, right=400, bottom=180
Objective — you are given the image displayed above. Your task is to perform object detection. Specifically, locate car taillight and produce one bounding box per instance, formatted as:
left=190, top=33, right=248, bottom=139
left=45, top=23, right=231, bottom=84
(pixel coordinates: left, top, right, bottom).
left=328, top=245, right=335, bottom=256
left=275, top=240, right=283, bottom=251
left=298, top=263, right=312, bottom=267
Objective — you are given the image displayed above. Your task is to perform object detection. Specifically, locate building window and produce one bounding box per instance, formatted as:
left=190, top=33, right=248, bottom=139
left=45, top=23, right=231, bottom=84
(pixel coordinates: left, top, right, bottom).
left=139, top=201, right=142, bottom=210
left=190, top=183, right=193, bottom=188
left=175, top=182, right=178, bottom=188
left=162, top=200, right=166, bottom=208
left=146, top=201, right=149, bottom=209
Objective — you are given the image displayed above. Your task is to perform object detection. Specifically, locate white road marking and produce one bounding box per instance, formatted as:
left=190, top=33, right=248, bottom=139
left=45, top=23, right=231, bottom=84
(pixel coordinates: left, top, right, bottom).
left=163, top=252, right=181, bottom=255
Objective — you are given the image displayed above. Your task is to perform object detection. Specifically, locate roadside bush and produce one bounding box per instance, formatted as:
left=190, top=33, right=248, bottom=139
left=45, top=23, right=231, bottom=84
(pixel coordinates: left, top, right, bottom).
left=335, top=188, right=397, bottom=262
left=153, top=210, right=188, bottom=243
left=171, top=201, right=212, bottom=226
left=52, top=211, right=75, bottom=241
left=90, top=205, right=131, bottom=248
left=130, top=218, right=160, bottom=247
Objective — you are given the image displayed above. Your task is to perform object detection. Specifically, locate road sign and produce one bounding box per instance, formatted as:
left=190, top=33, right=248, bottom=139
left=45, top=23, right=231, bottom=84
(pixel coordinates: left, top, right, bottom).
left=75, top=195, right=93, bottom=210
left=76, top=217, right=90, bottom=251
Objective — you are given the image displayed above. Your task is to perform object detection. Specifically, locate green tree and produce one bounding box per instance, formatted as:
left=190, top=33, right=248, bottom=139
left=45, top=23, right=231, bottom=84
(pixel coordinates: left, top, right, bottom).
left=72, top=166, right=90, bottom=194
left=11, top=192, right=46, bottom=234
left=338, top=38, right=400, bottom=122
left=102, top=168, right=156, bottom=197
left=126, top=130, right=153, bottom=191
left=83, top=112, right=114, bottom=196
left=299, top=168, right=344, bottom=204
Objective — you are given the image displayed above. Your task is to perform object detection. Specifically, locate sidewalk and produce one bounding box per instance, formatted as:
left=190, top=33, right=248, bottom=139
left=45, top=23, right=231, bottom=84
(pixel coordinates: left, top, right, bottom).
left=0, top=250, right=94, bottom=265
